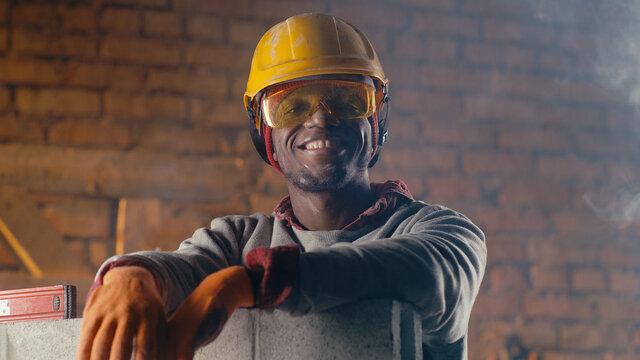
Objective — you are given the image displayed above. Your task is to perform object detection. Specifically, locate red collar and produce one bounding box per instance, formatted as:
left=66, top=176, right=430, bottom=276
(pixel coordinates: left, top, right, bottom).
left=274, top=179, right=414, bottom=231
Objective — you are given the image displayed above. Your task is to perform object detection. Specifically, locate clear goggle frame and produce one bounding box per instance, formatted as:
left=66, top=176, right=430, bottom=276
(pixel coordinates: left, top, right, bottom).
left=259, top=79, right=377, bottom=130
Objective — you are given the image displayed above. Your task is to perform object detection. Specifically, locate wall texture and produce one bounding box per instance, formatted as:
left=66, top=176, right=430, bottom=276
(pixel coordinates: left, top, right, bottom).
left=0, top=0, right=639, bottom=359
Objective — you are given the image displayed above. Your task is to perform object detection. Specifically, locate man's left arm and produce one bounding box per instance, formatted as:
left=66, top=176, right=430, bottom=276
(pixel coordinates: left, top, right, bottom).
left=278, top=205, right=487, bottom=344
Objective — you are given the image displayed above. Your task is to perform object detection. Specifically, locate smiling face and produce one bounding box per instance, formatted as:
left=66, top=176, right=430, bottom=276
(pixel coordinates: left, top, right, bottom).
left=269, top=77, right=375, bottom=193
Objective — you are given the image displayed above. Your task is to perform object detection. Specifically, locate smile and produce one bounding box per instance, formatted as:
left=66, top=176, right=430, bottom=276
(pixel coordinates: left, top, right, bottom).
left=300, top=139, right=341, bottom=150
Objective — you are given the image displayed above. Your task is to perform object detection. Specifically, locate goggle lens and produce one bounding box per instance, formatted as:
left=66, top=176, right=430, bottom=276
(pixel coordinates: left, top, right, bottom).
left=261, top=79, right=376, bottom=129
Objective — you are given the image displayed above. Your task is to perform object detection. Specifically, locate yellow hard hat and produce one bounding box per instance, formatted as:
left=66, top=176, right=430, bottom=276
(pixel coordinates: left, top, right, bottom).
left=245, top=13, right=390, bottom=168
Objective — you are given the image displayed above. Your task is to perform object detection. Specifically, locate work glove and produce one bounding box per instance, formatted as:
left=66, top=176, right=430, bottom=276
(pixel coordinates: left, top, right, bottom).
left=164, top=266, right=254, bottom=360
left=165, top=244, right=301, bottom=359
left=77, top=266, right=167, bottom=360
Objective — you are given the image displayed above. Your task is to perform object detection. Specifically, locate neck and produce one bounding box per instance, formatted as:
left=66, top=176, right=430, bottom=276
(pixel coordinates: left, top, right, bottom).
left=287, top=178, right=373, bottom=231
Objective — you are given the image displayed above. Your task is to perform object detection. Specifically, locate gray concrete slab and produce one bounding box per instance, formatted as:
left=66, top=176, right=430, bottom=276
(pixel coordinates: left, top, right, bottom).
left=0, top=300, right=421, bottom=359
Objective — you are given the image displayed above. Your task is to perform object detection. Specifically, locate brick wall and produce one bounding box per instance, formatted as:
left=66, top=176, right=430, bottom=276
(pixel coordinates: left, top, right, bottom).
left=1, top=0, right=639, bottom=358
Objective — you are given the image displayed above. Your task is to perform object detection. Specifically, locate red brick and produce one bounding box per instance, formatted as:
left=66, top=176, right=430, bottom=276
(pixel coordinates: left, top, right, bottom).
left=184, top=44, right=251, bottom=71
left=190, top=99, right=248, bottom=127
left=146, top=70, right=227, bottom=97
left=105, top=0, right=168, bottom=6
left=551, top=211, right=617, bottom=238
left=105, top=93, right=186, bottom=120
left=610, top=270, right=640, bottom=294
left=420, top=65, right=492, bottom=92
left=538, top=104, right=605, bottom=129
left=485, top=235, right=526, bottom=262
left=489, top=265, right=528, bottom=293
left=143, top=11, right=182, bottom=37
left=523, top=295, right=594, bottom=320
left=393, top=91, right=463, bottom=118
left=399, top=0, right=454, bottom=10
left=540, top=51, right=575, bottom=73
left=16, top=89, right=100, bottom=116
left=462, top=0, right=534, bottom=17
left=426, top=175, right=481, bottom=202
left=0, top=27, right=7, bottom=52
left=100, top=8, right=140, bottom=35
left=49, top=120, right=134, bottom=149
left=330, top=4, right=407, bottom=30
left=471, top=293, right=521, bottom=318
left=412, top=12, right=479, bottom=38
left=484, top=19, right=554, bottom=45
left=186, top=15, right=224, bottom=42
left=531, top=266, right=568, bottom=291
left=528, top=240, right=598, bottom=266
left=499, top=129, right=571, bottom=152
left=560, top=81, right=615, bottom=103
left=464, top=95, right=538, bottom=121
left=543, top=353, right=601, bottom=360
left=61, top=6, right=95, bottom=33
left=559, top=30, right=599, bottom=54
left=560, top=324, right=603, bottom=350
left=497, top=182, right=572, bottom=208
left=64, top=63, right=147, bottom=91
left=384, top=61, right=420, bottom=87
left=424, top=120, right=495, bottom=148
left=576, top=131, right=640, bottom=158
left=572, top=268, right=606, bottom=292
left=173, top=0, right=253, bottom=16
left=250, top=1, right=326, bottom=20
left=137, top=125, right=250, bottom=155
left=490, top=72, right=560, bottom=99
left=427, top=38, right=458, bottom=62
left=12, top=3, right=57, bottom=27
left=464, top=43, right=535, bottom=70
left=381, top=146, right=458, bottom=173
left=101, top=36, right=180, bottom=66
left=0, top=2, right=7, bottom=23
left=607, top=107, right=637, bottom=132
left=469, top=206, right=550, bottom=233
left=392, top=34, right=428, bottom=60
left=36, top=196, right=112, bottom=239
left=600, top=244, right=640, bottom=268
left=0, top=115, right=45, bottom=143
left=12, top=29, right=96, bottom=58
left=0, top=87, right=9, bottom=111
left=0, top=58, right=64, bottom=85
left=597, top=297, right=640, bottom=323
left=463, top=151, right=533, bottom=176
left=536, top=155, right=605, bottom=183
left=229, top=20, right=268, bottom=47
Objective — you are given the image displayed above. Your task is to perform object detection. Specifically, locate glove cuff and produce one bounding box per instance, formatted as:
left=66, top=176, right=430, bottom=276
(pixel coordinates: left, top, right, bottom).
left=245, top=244, right=300, bottom=309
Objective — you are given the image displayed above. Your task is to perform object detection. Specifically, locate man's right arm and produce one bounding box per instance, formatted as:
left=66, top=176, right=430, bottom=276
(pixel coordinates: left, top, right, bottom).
left=77, top=266, right=167, bottom=360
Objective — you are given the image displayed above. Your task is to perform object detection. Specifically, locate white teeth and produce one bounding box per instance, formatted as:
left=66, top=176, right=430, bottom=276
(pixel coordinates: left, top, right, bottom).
left=305, top=140, right=333, bottom=149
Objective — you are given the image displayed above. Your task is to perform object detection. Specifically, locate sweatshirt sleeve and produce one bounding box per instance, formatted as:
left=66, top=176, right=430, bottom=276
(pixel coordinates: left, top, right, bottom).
left=280, top=204, right=487, bottom=345
left=95, top=213, right=272, bottom=313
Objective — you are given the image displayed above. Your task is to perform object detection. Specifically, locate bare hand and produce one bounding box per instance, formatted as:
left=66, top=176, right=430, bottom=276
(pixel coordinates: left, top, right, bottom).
left=77, top=267, right=167, bottom=360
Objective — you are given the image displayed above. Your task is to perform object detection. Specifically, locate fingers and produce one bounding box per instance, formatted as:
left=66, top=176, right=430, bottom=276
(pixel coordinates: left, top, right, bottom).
left=110, top=319, right=134, bottom=360
left=90, top=319, right=118, bottom=360
left=77, top=316, right=101, bottom=360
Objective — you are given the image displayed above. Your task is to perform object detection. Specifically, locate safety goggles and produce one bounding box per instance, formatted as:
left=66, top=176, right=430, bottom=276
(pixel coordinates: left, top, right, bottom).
left=260, top=79, right=377, bottom=129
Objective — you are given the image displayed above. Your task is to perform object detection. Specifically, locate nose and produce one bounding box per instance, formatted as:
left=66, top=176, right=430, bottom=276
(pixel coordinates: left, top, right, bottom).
left=304, top=105, right=340, bottom=128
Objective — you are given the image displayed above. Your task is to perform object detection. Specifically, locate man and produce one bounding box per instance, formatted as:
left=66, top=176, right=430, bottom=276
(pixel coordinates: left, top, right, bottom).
left=77, top=13, right=486, bottom=360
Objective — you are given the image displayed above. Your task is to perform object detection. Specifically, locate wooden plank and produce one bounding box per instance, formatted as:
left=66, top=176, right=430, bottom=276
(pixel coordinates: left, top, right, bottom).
left=0, top=187, right=91, bottom=278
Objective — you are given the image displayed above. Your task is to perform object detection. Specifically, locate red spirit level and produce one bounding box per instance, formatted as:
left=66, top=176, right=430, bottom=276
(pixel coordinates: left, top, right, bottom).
left=0, top=285, right=76, bottom=323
